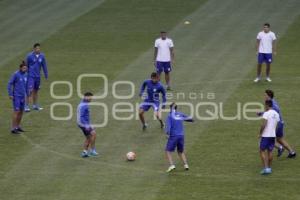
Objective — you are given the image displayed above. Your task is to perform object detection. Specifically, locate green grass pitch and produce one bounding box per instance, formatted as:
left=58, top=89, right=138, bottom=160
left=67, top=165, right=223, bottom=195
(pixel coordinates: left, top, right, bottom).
left=0, top=0, right=300, bottom=199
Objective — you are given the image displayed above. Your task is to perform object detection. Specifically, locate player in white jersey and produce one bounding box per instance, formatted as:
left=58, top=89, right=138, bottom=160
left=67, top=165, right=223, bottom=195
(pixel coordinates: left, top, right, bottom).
left=154, top=31, right=174, bottom=90
left=254, top=23, right=277, bottom=83
left=258, top=100, right=280, bottom=175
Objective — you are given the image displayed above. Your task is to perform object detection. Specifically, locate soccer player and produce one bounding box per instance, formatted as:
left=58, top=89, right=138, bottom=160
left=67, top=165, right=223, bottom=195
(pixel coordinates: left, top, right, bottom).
left=264, top=90, right=296, bottom=158
left=77, top=92, right=98, bottom=158
left=154, top=31, right=174, bottom=90
left=258, top=100, right=279, bottom=175
left=7, top=61, right=28, bottom=134
left=25, top=43, right=48, bottom=112
left=254, top=23, right=277, bottom=83
left=139, top=72, right=166, bottom=130
left=165, top=102, right=193, bottom=173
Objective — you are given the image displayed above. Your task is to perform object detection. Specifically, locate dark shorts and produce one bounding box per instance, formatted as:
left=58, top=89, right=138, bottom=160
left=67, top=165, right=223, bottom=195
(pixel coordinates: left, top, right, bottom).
left=165, top=135, right=184, bottom=153
left=276, top=122, right=284, bottom=138
left=260, top=137, right=275, bottom=151
left=258, top=53, right=273, bottom=64
left=156, top=61, right=172, bottom=74
left=78, top=126, right=94, bottom=137
left=27, top=76, right=41, bottom=92
left=13, top=96, right=25, bottom=111
left=139, top=101, right=160, bottom=112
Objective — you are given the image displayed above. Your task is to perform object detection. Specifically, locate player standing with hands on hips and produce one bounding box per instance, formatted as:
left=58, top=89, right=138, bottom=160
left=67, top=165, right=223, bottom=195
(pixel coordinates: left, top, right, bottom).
left=154, top=31, right=174, bottom=90
left=25, top=43, right=48, bottom=112
left=7, top=61, right=28, bottom=134
left=254, top=23, right=277, bottom=83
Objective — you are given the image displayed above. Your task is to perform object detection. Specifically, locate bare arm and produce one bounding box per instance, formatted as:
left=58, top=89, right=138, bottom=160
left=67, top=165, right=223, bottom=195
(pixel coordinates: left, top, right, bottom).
left=170, top=47, right=174, bottom=63
left=256, top=39, right=260, bottom=54
left=272, top=40, right=277, bottom=55
left=154, top=47, right=158, bottom=63
left=259, top=119, right=267, bottom=137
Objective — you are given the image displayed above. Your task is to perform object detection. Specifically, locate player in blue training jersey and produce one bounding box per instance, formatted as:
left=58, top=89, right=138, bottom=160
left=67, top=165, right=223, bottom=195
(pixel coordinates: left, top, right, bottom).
left=139, top=72, right=166, bottom=130
left=77, top=92, right=98, bottom=158
left=164, top=102, right=193, bottom=173
left=7, top=61, right=28, bottom=134
left=25, top=43, right=48, bottom=112
left=264, top=90, right=296, bottom=158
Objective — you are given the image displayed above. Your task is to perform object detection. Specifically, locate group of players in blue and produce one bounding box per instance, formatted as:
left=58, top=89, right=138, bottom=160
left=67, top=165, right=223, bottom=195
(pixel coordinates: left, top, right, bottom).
left=7, top=43, right=48, bottom=134
left=8, top=30, right=296, bottom=174
left=77, top=31, right=193, bottom=172
left=138, top=72, right=194, bottom=172
left=76, top=28, right=297, bottom=174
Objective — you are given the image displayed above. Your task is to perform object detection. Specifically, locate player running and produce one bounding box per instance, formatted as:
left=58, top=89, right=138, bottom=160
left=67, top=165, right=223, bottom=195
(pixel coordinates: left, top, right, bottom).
left=258, top=100, right=279, bottom=175
left=254, top=23, right=277, bottom=83
left=25, top=43, right=48, bottom=112
left=139, top=72, right=166, bottom=130
left=264, top=90, right=296, bottom=158
left=77, top=92, right=98, bottom=158
left=154, top=31, right=174, bottom=90
left=165, top=102, right=193, bottom=173
left=7, top=61, right=28, bottom=134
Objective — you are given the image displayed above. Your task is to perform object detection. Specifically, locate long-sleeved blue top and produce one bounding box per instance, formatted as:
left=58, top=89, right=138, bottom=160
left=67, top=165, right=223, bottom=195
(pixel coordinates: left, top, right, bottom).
left=139, top=80, right=166, bottom=104
left=26, top=52, right=48, bottom=78
left=77, top=100, right=91, bottom=128
left=165, top=110, right=193, bottom=136
left=7, top=70, right=28, bottom=97
left=272, top=99, right=283, bottom=123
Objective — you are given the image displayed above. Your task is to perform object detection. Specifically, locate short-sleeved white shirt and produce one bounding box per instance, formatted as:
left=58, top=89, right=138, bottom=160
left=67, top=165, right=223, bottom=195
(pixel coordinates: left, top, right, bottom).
left=154, top=38, right=174, bottom=62
left=257, top=31, right=276, bottom=54
left=262, top=109, right=280, bottom=137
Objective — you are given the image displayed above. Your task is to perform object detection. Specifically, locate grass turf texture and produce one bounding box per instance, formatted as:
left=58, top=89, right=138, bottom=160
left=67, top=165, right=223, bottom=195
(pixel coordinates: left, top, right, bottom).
left=0, top=0, right=300, bottom=199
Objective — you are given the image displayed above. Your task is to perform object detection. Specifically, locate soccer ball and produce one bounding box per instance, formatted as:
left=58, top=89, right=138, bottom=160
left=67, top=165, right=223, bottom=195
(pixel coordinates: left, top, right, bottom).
left=126, top=152, right=136, bottom=161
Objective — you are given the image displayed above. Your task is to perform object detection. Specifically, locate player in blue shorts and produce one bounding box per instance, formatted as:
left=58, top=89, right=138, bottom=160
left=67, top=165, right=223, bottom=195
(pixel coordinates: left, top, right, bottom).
left=254, top=23, right=277, bottom=82
left=7, top=61, right=28, bottom=134
left=154, top=31, right=174, bottom=90
left=77, top=92, right=98, bottom=158
left=258, top=100, right=279, bottom=175
left=25, top=43, right=48, bottom=112
left=264, top=90, right=296, bottom=158
left=165, top=102, right=193, bottom=173
left=139, top=72, right=166, bottom=130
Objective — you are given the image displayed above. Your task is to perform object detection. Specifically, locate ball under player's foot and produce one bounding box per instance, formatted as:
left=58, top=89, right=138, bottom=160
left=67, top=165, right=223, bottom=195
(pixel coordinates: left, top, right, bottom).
left=265, top=77, right=272, bottom=82
left=166, top=165, right=176, bottom=173
left=32, top=104, right=43, bottom=111
left=184, top=164, right=189, bottom=171
left=260, top=168, right=272, bottom=175
left=277, top=145, right=284, bottom=157
left=142, top=123, right=148, bottom=131
left=254, top=77, right=261, bottom=83
left=287, top=151, right=296, bottom=158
